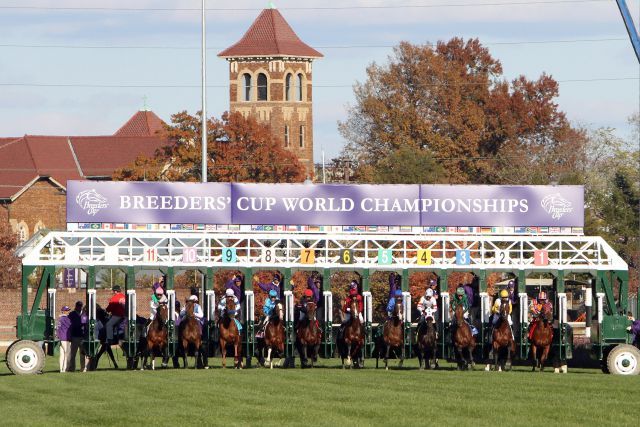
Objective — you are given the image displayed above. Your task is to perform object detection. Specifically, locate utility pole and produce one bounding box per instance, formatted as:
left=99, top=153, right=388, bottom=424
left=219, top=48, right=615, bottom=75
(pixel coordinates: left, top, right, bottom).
left=201, top=0, right=208, bottom=183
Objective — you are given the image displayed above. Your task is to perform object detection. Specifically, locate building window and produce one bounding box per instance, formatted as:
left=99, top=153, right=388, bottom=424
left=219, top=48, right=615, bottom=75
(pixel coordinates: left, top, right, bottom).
left=284, top=125, right=290, bottom=147
left=257, top=73, right=268, bottom=101
left=296, top=73, right=303, bottom=101
left=285, top=74, right=292, bottom=101
left=242, top=73, right=252, bottom=101
left=299, top=125, right=305, bottom=148
left=18, top=223, right=29, bottom=244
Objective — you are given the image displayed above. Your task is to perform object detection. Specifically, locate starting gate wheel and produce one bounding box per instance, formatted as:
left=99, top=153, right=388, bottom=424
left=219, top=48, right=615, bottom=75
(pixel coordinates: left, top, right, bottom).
left=606, top=344, right=640, bottom=375
left=6, top=340, right=46, bottom=375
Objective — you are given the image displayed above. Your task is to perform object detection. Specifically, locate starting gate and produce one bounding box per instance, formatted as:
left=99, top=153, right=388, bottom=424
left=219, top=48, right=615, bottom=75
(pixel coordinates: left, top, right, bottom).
left=5, top=230, right=638, bottom=375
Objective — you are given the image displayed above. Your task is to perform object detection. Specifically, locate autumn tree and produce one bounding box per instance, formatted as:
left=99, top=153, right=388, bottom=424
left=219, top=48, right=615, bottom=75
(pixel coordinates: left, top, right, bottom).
left=339, top=38, right=587, bottom=184
left=114, top=111, right=306, bottom=183
left=0, top=222, right=21, bottom=289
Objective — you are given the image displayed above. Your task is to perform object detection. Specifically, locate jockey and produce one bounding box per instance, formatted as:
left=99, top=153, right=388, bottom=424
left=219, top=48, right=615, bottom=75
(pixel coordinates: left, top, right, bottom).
left=388, top=272, right=401, bottom=300
left=179, top=295, right=204, bottom=322
left=217, top=288, right=240, bottom=319
left=507, top=280, right=517, bottom=305
left=149, top=286, right=168, bottom=320
left=451, top=286, right=477, bottom=336
left=256, top=273, right=282, bottom=298
left=417, top=288, right=438, bottom=324
left=529, top=291, right=553, bottom=322
left=528, top=291, right=553, bottom=340
left=295, top=289, right=315, bottom=325
left=342, top=282, right=364, bottom=324
left=259, top=289, right=279, bottom=330
left=491, top=290, right=514, bottom=331
left=386, top=289, right=404, bottom=319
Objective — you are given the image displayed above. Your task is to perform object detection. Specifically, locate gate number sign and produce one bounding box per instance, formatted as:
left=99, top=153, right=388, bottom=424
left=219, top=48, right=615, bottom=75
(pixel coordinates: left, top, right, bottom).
left=534, top=250, right=549, bottom=266
left=456, top=250, right=470, bottom=265
left=182, top=247, right=197, bottom=263
left=222, top=247, right=237, bottom=264
left=340, top=249, right=354, bottom=264
left=378, top=249, right=392, bottom=265
left=417, top=249, right=432, bottom=265
left=301, top=248, right=315, bottom=264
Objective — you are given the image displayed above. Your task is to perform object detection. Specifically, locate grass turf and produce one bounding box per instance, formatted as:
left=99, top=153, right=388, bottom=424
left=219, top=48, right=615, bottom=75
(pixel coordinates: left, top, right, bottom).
left=1, top=352, right=639, bottom=427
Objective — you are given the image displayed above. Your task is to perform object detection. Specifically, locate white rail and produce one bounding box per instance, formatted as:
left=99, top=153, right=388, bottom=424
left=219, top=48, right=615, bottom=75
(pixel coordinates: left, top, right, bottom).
left=17, top=231, right=627, bottom=271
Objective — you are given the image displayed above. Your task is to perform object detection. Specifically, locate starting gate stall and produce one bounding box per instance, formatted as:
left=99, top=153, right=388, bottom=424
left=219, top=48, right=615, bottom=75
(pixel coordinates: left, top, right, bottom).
left=284, top=290, right=296, bottom=367
left=85, top=288, right=99, bottom=357
left=243, top=289, right=255, bottom=366
left=402, top=291, right=412, bottom=357
left=322, top=290, right=334, bottom=357
left=362, top=290, right=372, bottom=357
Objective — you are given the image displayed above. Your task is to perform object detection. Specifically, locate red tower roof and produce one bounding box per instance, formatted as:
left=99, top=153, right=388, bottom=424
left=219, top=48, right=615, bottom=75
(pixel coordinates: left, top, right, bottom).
left=114, top=110, right=166, bottom=137
left=218, top=9, right=322, bottom=58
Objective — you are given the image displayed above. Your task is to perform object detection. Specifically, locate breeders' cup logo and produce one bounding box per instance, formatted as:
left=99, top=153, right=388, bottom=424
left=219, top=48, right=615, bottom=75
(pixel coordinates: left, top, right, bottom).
left=541, top=193, right=573, bottom=220
left=76, top=189, right=108, bottom=216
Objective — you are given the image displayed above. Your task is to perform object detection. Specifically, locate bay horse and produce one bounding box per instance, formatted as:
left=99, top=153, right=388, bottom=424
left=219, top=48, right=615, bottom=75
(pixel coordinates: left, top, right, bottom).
left=143, top=303, right=169, bottom=370
left=178, top=300, right=203, bottom=369
left=489, top=301, right=515, bottom=372
left=339, top=299, right=364, bottom=369
left=218, top=296, right=243, bottom=369
left=452, top=304, right=476, bottom=370
left=260, top=301, right=285, bottom=369
left=529, top=307, right=554, bottom=372
left=416, top=310, right=438, bottom=370
left=377, top=299, right=405, bottom=370
left=296, top=301, right=321, bottom=368
left=88, top=304, right=119, bottom=370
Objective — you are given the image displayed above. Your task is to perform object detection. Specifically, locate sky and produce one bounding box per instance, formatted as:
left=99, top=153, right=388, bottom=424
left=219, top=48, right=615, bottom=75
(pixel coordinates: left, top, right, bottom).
left=0, top=0, right=638, bottom=161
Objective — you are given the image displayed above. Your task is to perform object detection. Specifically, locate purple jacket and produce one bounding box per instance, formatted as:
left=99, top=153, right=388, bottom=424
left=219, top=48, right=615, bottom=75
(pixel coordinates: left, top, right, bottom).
left=258, top=281, right=280, bottom=296
left=307, top=276, right=320, bottom=303
left=57, top=315, right=71, bottom=341
left=463, top=285, right=474, bottom=307
left=68, top=310, right=85, bottom=338
left=389, top=274, right=400, bottom=300
left=631, top=320, right=640, bottom=337
left=225, top=279, right=243, bottom=303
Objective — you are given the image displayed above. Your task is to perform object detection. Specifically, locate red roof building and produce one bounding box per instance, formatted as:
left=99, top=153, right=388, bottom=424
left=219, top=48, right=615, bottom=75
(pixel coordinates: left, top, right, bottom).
left=0, top=110, right=167, bottom=241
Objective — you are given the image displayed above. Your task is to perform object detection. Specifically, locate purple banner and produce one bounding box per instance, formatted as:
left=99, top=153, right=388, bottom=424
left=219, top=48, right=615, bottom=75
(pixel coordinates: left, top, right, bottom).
left=66, top=181, right=584, bottom=227
left=419, top=185, right=583, bottom=226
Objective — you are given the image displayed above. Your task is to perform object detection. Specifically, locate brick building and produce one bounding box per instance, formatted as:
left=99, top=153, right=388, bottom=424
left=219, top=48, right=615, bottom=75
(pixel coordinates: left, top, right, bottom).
left=218, top=7, right=322, bottom=176
left=0, top=110, right=167, bottom=242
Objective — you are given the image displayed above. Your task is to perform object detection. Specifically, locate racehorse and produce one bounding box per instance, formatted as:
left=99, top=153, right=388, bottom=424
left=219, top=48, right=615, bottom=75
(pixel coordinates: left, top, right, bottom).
left=416, top=310, right=438, bottom=370
left=377, top=299, right=405, bottom=370
left=178, top=300, right=203, bottom=369
left=218, top=296, right=243, bottom=369
left=339, top=299, right=364, bottom=369
left=529, top=306, right=554, bottom=372
left=296, top=301, right=322, bottom=368
left=259, top=300, right=286, bottom=369
left=490, top=301, right=515, bottom=372
left=143, top=303, right=169, bottom=370
left=452, top=304, right=476, bottom=370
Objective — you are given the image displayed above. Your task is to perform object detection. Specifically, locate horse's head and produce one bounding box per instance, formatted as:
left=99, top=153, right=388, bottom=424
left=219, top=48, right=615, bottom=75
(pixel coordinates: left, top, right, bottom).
left=499, top=300, right=510, bottom=318
left=275, top=301, right=284, bottom=320
left=185, top=300, right=195, bottom=316
left=306, top=301, right=317, bottom=320
left=454, top=303, right=465, bottom=320
left=157, top=303, right=169, bottom=323
left=350, top=299, right=359, bottom=317
left=394, top=299, right=403, bottom=319
left=226, top=296, right=236, bottom=314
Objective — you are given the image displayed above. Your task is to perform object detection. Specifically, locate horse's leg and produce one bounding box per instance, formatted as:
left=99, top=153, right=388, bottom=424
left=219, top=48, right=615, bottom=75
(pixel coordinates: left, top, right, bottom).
left=105, top=345, right=118, bottom=369
left=220, top=338, right=227, bottom=369
left=385, top=343, right=390, bottom=371
left=506, top=343, right=512, bottom=371
left=541, top=345, right=550, bottom=372
left=531, top=345, right=538, bottom=372
left=302, top=345, right=308, bottom=368
left=267, top=347, right=273, bottom=369
left=494, top=343, right=500, bottom=372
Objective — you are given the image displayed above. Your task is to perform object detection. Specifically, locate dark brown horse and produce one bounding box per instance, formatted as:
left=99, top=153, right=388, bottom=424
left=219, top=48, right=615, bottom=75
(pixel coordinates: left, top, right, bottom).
left=261, top=301, right=285, bottom=369
left=340, top=299, right=364, bottom=369
left=416, top=311, right=438, bottom=370
left=453, top=304, right=476, bottom=370
left=218, top=296, right=243, bottom=369
left=296, top=301, right=321, bottom=368
left=530, top=306, right=554, bottom=372
left=143, top=303, right=168, bottom=370
left=178, top=300, right=203, bottom=369
left=489, top=301, right=515, bottom=372
left=378, top=299, right=405, bottom=370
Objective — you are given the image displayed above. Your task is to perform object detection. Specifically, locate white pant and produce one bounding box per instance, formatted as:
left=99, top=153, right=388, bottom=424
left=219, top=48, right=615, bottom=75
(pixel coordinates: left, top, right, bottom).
left=59, top=341, right=70, bottom=372
left=68, top=337, right=86, bottom=372
left=106, top=315, right=122, bottom=340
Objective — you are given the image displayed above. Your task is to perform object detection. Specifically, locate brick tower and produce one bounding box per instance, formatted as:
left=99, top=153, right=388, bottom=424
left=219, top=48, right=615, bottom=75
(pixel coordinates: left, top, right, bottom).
left=218, top=7, right=323, bottom=176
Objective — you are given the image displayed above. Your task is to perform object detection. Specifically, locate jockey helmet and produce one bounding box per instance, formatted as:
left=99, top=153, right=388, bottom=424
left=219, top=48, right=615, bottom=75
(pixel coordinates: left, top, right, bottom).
left=304, top=289, right=313, bottom=297
left=273, top=274, right=281, bottom=283
left=500, top=289, right=509, bottom=298
left=112, top=285, right=121, bottom=292
left=508, top=280, right=515, bottom=289
left=225, top=289, right=234, bottom=297
left=429, top=279, right=437, bottom=286
left=425, top=289, right=434, bottom=297
left=349, top=287, right=358, bottom=296
left=538, top=291, right=547, bottom=301
left=234, top=275, right=242, bottom=282
left=188, top=295, right=198, bottom=302
left=155, top=287, right=164, bottom=296
left=269, top=290, right=278, bottom=298
left=394, top=289, right=403, bottom=297
left=456, top=287, right=465, bottom=296
left=350, top=280, right=358, bottom=289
